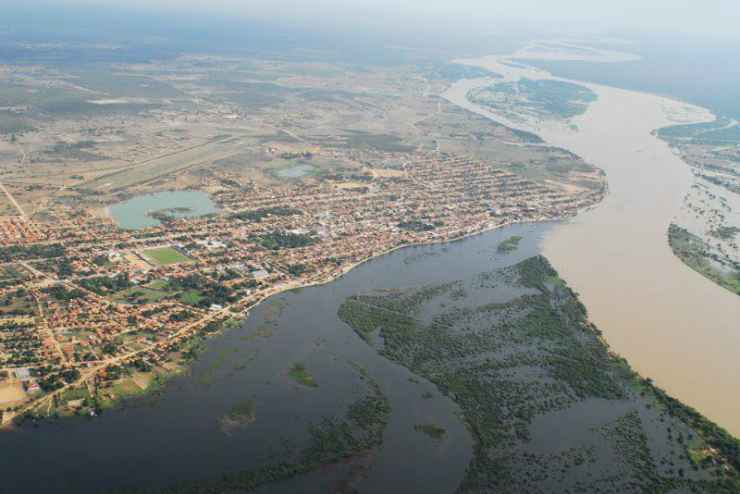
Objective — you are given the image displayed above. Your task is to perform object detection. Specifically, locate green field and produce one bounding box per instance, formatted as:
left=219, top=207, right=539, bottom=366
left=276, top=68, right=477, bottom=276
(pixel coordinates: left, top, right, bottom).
left=112, top=278, right=206, bottom=306
left=178, top=290, right=204, bottom=305
left=113, top=286, right=171, bottom=304
left=142, top=247, right=192, bottom=266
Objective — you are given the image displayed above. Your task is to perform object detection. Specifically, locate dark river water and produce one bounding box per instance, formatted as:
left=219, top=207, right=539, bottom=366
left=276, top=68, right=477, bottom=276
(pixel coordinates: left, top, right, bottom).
left=0, top=223, right=552, bottom=494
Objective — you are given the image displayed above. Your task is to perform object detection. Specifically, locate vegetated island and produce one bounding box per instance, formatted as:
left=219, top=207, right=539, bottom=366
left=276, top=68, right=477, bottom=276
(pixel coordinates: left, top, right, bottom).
left=467, top=78, right=597, bottom=122
left=497, top=235, right=523, bottom=253
left=288, top=363, right=319, bottom=388
left=220, top=399, right=256, bottom=434
left=338, top=255, right=740, bottom=493
left=669, top=224, right=740, bottom=295
left=147, top=207, right=193, bottom=223
left=657, top=118, right=740, bottom=296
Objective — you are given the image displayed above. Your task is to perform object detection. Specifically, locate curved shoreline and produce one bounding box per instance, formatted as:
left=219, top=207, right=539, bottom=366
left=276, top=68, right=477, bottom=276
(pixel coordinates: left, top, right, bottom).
left=4, top=216, right=559, bottom=429
left=445, top=54, right=740, bottom=435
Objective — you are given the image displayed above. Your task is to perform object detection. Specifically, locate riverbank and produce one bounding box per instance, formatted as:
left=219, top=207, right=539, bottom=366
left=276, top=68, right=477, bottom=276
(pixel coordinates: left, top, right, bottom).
left=5, top=218, right=738, bottom=493
left=446, top=52, right=740, bottom=435
left=7, top=221, right=554, bottom=493
left=4, top=216, right=566, bottom=429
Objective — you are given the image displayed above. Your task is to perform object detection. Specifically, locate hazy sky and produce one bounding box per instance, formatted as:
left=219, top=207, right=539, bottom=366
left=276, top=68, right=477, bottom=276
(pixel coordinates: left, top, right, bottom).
left=54, top=0, right=740, bottom=38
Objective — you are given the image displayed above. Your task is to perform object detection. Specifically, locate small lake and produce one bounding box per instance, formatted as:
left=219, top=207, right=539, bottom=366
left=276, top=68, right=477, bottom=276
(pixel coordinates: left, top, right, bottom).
left=0, top=223, right=551, bottom=494
left=274, top=163, right=317, bottom=179
left=108, top=190, right=218, bottom=230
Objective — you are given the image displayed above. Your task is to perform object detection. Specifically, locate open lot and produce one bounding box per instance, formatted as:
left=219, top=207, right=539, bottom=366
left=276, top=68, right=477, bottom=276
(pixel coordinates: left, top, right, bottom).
left=0, top=381, right=26, bottom=408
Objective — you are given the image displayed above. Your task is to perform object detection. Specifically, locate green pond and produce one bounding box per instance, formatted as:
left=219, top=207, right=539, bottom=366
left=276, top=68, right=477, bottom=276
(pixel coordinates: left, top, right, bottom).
left=274, top=162, right=317, bottom=178
left=108, top=190, right=218, bottom=230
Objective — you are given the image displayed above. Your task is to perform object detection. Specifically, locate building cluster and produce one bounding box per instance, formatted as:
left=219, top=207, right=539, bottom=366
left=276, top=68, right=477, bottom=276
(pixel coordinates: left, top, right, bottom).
left=0, top=146, right=604, bottom=421
left=0, top=218, right=46, bottom=246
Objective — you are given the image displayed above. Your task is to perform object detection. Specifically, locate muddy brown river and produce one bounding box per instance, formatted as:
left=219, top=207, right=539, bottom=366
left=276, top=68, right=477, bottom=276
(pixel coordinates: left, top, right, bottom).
left=445, top=57, right=740, bottom=436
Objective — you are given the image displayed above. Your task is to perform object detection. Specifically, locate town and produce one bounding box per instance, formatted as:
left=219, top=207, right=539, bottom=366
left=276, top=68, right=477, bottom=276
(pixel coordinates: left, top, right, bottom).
left=0, top=53, right=605, bottom=424
left=0, top=143, right=605, bottom=424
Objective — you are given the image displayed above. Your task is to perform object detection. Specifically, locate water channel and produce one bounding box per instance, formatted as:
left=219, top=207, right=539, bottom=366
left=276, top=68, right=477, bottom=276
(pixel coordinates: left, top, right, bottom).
left=444, top=57, right=740, bottom=435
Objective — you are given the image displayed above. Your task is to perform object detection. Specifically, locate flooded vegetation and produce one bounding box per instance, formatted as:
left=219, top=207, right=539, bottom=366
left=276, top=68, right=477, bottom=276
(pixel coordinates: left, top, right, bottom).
left=1, top=181, right=738, bottom=493
left=339, top=255, right=740, bottom=493
left=414, top=423, right=447, bottom=440
left=669, top=224, right=740, bottom=295
left=5, top=222, right=565, bottom=493
left=2, top=2, right=739, bottom=491
left=656, top=118, right=740, bottom=296
left=220, top=399, right=257, bottom=434
left=159, top=374, right=391, bottom=494
left=497, top=234, right=523, bottom=253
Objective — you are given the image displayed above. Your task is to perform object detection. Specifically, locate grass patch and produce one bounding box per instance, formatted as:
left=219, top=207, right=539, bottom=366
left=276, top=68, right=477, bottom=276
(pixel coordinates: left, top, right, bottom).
left=113, top=286, right=171, bottom=305
left=110, top=378, right=145, bottom=398
left=688, top=444, right=712, bottom=466
left=178, top=290, right=204, bottom=306
left=146, top=279, right=170, bottom=290
left=59, top=387, right=91, bottom=405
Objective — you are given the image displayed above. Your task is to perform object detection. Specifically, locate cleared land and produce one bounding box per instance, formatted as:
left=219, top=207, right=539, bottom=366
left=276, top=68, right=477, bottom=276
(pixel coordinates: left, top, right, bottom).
left=79, top=137, right=250, bottom=192
left=0, top=382, right=26, bottom=408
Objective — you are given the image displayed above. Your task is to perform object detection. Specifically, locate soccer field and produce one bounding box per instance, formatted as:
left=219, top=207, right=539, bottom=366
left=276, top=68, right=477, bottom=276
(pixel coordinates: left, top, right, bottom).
left=142, top=246, right=191, bottom=266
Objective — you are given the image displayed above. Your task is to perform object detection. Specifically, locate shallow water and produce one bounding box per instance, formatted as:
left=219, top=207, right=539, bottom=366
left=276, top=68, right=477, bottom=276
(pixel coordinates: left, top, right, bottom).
left=275, top=163, right=316, bottom=179
left=0, top=222, right=550, bottom=494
